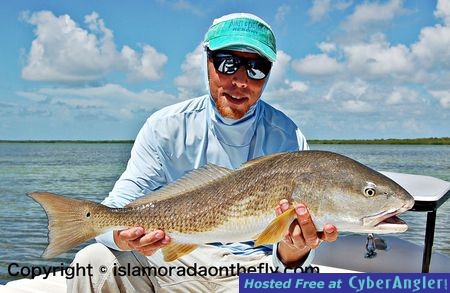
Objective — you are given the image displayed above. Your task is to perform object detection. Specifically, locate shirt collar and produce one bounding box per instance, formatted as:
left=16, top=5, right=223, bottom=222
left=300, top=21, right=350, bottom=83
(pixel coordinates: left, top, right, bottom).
left=208, top=95, right=261, bottom=147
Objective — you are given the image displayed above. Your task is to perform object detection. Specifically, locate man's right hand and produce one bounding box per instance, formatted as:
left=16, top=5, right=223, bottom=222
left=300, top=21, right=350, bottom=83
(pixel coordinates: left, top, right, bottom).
left=113, top=227, right=171, bottom=256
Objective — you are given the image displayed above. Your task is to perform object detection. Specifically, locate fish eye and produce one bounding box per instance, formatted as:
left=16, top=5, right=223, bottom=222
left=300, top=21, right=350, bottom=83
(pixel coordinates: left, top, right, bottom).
left=364, top=187, right=376, bottom=197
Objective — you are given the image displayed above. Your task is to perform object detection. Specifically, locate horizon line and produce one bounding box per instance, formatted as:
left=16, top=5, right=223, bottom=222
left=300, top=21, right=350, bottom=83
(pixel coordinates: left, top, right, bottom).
left=0, top=137, right=449, bottom=145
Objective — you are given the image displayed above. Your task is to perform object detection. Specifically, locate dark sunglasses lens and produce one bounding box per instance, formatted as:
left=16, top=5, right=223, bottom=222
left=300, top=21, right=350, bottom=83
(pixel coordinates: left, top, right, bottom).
left=247, top=60, right=271, bottom=80
left=213, top=55, right=240, bottom=75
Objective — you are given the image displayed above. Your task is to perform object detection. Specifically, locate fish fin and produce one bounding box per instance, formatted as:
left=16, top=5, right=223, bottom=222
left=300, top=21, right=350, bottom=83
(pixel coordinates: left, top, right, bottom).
left=27, top=192, right=102, bottom=259
left=126, top=164, right=232, bottom=207
left=239, top=152, right=287, bottom=169
left=161, top=243, right=199, bottom=262
left=254, top=207, right=296, bottom=246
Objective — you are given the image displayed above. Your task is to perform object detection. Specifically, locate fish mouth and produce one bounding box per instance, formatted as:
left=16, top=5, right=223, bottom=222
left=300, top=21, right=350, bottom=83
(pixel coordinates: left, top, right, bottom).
left=362, top=205, right=411, bottom=233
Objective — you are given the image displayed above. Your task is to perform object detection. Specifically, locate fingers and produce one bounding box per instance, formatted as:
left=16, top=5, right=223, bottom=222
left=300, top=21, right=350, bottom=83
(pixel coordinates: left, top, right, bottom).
left=128, top=230, right=169, bottom=248
left=275, top=199, right=289, bottom=216
left=294, top=204, right=321, bottom=249
left=276, top=200, right=317, bottom=250
left=285, top=220, right=305, bottom=248
left=278, top=201, right=339, bottom=248
left=276, top=200, right=339, bottom=267
left=118, top=227, right=145, bottom=241
left=136, top=232, right=171, bottom=256
left=116, top=227, right=171, bottom=256
left=319, top=224, right=338, bottom=242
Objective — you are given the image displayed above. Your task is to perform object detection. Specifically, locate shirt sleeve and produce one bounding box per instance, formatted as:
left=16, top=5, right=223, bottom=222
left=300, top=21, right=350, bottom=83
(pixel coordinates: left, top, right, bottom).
left=271, top=243, right=316, bottom=273
left=95, top=118, right=167, bottom=250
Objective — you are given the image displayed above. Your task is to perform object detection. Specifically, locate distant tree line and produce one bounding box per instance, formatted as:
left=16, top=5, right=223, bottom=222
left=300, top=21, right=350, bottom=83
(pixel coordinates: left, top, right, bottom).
left=309, top=137, right=450, bottom=145
left=1, top=137, right=449, bottom=145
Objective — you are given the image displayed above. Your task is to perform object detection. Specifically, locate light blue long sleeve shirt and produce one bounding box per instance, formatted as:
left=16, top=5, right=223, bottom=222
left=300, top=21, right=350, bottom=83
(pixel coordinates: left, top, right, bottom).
left=96, top=94, right=314, bottom=269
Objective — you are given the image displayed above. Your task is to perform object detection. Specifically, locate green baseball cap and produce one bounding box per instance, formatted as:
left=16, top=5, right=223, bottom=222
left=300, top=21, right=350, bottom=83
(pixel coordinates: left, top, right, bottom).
left=204, top=13, right=277, bottom=62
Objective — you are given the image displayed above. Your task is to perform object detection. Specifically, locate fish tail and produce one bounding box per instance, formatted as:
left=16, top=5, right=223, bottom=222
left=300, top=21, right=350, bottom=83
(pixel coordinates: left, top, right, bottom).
left=28, top=192, right=103, bottom=259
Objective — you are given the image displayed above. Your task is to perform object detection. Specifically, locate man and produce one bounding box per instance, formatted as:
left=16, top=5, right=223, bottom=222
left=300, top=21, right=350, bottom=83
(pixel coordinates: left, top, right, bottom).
left=68, top=13, right=338, bottom=292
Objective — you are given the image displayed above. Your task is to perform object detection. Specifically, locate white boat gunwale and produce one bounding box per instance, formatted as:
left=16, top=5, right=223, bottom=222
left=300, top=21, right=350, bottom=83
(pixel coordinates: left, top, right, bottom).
left=375, top=171, right=449, bottom=272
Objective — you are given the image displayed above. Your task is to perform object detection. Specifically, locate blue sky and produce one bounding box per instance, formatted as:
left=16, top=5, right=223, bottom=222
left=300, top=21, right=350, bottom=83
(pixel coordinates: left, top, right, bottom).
left=1, top=0, right=449, bottom=140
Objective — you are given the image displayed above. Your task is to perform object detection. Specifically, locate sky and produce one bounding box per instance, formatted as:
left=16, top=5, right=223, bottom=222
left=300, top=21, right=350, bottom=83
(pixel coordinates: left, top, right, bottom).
left=0, top=0, right=449, bottom=140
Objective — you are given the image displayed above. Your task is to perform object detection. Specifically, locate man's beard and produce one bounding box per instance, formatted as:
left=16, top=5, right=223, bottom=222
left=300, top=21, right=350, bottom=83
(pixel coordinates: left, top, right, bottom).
left=216, top=101, right=247, bottom=120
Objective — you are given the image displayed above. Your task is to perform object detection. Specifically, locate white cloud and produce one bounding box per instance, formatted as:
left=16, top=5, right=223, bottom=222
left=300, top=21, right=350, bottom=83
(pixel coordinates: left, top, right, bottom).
left=340, top=100, right=374, bottom=113
left=263, top=51, right=311, bottom=110
left=401, top=119, right=423, bottom=132
left=334, top=0, right=450, bottom=83
left=411, top=25, right=450, bottom=68
left=13, top=3, right=449, bottom=140
left=263, top=80, right=311, bottom=121
left=429, top=90, right=450, bottom=108
left=293, top=1, right=448, bottom=85
left=408, top=1, right=450, bottom=81
left=386, top=88, right=419, bottom=105
left=343, top=34, right=413, bottom=77
left=289, top=81, right=309, bottom=93
left=309, top=0, right=353, bottom=22
left=325, top=79, right=368, bottom=101
left=174, top=44, right=206, bottom=98
left=435, top=0, right=450, bottom=25
left=15, top=91, right=47, bottom=102
left=292, top=54, right=341, bottom=76
left=16, top=84, right=181, bottom=120
left=342, top=0, right=404, bottom=33
left=318, top=42, right=337, bottom=54
left=284, top=0, right=449, bottom=138
left=309, top=0, right=331, bottom=22
left=275, top=4, right=291, bottom=24
left=265, top=80, right=309, bottom=101
left=121, top=45, right=168, bottom=81
left=335, top=0, right=353, bottom=11
left=267, top=50, right=292, bottom=88
left=21, top=11, right=167, bottom=83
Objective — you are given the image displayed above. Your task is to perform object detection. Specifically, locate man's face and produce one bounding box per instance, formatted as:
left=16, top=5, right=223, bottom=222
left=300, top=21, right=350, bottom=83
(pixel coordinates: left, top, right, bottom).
left=207, top=50, right=269, bottom=120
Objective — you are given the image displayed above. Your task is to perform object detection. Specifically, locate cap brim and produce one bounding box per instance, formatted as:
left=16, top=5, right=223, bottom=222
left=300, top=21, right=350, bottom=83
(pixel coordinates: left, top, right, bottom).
left=207, top=36, right=276, bottom=62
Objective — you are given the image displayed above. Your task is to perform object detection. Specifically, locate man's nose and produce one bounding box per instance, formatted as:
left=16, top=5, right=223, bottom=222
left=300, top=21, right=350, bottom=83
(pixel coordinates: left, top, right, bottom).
left=231, top=66, right=248, bottom=88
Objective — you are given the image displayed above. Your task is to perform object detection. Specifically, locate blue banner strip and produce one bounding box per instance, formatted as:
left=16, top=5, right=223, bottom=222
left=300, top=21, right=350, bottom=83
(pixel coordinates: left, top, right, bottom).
left=239, top=273, right=449, bottom=292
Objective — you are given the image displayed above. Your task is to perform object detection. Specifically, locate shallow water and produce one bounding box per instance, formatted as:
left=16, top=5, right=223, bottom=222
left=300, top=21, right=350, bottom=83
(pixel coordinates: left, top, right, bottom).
left=0, top=143, right=449, bottom=283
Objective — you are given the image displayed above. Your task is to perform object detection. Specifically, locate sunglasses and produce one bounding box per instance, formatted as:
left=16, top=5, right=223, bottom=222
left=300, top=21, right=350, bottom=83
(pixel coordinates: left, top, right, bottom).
left=207, top=49, right=272, bottom=80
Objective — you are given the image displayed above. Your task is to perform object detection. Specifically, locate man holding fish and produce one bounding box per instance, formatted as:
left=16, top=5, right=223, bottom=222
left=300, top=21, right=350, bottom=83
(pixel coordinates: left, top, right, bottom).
left=67, top=13, right=340, bottom=292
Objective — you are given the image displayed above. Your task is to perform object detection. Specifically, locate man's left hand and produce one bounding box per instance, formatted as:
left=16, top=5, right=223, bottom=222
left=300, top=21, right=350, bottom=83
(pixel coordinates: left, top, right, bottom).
left=275, top=199, right=338, bottom=268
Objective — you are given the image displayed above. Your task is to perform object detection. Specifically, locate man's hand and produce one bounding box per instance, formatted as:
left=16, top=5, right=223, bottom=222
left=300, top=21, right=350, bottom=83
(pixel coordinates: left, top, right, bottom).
left=113, top=227, right=171, bottom=256
left=275, top=199, right=338, bottom=268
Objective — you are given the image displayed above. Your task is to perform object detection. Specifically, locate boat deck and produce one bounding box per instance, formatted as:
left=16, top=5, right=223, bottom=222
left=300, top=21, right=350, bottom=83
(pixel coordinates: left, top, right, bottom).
left=314, top=234, right=450, bottom=273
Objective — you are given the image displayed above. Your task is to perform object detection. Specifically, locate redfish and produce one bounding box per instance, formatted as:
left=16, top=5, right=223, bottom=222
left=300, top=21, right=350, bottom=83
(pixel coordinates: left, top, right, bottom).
left=29, top=150, right=415, bottom=261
